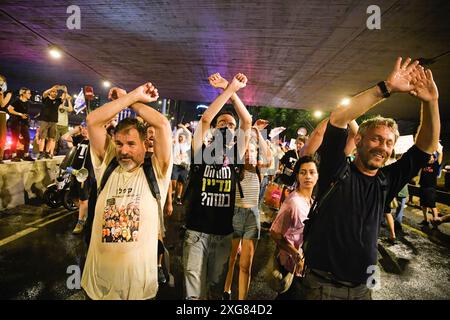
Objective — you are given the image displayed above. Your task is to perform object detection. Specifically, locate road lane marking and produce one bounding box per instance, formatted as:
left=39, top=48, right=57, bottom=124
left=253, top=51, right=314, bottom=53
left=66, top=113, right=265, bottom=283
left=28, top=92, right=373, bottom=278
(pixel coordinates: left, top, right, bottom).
left=37, top=212, right=74, bottom=227
left=0, top=210, right=76, bottom=247
left=0, top=227, right=39, bottom=247
left=25, top=209, right=68, bottom=226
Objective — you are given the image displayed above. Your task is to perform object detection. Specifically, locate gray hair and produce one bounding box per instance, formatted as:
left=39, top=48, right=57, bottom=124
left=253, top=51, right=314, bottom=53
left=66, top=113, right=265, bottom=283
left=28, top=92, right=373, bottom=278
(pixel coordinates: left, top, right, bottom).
left=358, top=115, right=399, bottom=142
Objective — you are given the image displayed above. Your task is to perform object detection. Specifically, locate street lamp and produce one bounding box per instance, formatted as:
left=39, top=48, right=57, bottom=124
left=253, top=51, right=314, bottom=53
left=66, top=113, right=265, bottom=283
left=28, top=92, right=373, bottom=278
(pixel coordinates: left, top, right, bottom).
left=313, top=110, right=323, bottom=119
left=340, top=97, right=351, bottom=106
left=103, top=81, right=111, bottom=88
left=48, top=44, right=62, bottom=59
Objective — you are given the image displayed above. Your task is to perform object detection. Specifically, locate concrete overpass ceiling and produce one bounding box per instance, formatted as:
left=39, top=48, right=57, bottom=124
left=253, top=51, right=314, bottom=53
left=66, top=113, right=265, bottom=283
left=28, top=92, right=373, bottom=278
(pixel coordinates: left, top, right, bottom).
left=1, top=0, right=449, bottom=119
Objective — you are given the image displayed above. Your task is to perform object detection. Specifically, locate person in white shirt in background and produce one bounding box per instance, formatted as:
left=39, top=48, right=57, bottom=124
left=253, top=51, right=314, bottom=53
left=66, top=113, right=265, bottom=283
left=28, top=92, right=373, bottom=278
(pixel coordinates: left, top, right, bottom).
left=171, top=123, right=192, bottom=205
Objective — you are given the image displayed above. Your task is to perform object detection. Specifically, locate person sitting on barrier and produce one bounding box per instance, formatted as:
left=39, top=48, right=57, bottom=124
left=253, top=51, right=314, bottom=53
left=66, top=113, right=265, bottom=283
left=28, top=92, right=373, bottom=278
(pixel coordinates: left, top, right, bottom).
left=300, top=57, right=441, bottom=300
left=81, top=82, right=172, bottom=300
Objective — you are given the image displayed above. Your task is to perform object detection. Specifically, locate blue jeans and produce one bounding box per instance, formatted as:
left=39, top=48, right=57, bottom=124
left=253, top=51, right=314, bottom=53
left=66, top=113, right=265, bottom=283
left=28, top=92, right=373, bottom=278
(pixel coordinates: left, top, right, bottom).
left=182, top=229, right=232, bottom=299
left=395, top=197, right=407, bottom=224
left=232, top=206, right=261, bottom=240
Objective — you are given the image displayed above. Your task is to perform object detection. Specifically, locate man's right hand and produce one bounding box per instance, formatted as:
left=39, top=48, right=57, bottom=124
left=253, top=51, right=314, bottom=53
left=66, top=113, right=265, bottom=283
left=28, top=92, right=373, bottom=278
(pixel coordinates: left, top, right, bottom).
left=385, top=57, right=419, bottom=94
left=130, top=82, right=159, bottom=104
left=228, top=73, right=248, bottom=92
left=20, top=113, right=28, bottom=119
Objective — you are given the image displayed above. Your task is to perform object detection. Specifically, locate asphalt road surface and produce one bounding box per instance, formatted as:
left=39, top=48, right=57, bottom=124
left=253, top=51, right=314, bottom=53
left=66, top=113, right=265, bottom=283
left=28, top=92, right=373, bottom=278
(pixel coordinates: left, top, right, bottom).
left=0, top=199, right=449, bottom=300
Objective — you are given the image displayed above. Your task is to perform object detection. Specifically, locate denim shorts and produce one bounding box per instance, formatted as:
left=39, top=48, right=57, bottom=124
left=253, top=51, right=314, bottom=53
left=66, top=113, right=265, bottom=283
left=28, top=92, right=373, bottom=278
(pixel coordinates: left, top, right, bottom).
left=182, top=229, right=232, bottom=299
left=232, top=206, right=261, bottom=240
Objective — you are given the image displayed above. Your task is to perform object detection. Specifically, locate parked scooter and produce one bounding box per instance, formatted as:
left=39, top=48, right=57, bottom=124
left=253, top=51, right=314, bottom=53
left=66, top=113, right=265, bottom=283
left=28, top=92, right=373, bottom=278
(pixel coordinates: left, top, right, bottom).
left=43, top=146, right=85, bottom=211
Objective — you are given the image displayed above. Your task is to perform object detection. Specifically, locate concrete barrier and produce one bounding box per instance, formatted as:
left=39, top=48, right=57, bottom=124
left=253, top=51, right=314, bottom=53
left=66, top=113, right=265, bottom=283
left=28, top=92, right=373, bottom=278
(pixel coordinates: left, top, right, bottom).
left=0, top=157, right=63, bottom=210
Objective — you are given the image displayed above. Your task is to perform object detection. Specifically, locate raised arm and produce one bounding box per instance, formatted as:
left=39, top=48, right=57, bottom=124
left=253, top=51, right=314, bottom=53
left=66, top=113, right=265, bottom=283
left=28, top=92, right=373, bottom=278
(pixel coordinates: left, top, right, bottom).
left=344, top=120, right=359, bottom=156
left=61, top=126, right=81, bottom=143
left=330, top=57, right=419, bottom=128
left=193, top=73, right=247, bottom=155
left=0, top=91, right=12, bottom=108
left=60, top=85, right=68, bottom=101
left=177, top=123, right=192, bottom=145
left=86, top=87, right=141, bottom=162
left=129, top=83, right=172, bottom=175
left=43, top=85, right=59, bottom=98
left=300, top=118, right=328, bottom=156
left=253, top=119, right=272, bottom=166
left=206, top=72, right=251, bottom=158
left=411, top=68, right=440, bottom=155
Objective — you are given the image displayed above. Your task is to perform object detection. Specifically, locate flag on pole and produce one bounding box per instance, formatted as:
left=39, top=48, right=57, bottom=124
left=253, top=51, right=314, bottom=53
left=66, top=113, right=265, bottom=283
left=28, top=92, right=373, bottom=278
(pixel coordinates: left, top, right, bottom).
left=73, top=88, right=86, bottom=114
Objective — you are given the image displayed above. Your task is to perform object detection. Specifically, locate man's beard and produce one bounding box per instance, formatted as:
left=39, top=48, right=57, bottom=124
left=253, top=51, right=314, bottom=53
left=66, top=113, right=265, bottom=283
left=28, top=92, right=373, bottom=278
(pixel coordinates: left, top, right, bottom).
left=118, top=157, right=139, bottom=171
left=359, top=148, right=388, bottom=170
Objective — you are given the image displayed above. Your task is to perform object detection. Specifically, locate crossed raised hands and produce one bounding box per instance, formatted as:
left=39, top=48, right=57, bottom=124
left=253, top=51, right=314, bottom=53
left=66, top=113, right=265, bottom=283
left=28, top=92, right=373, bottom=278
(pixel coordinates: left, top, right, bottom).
left=109, top=83, right=159, bottom=104
left=132, top=82, right=159, bottom=103
left=208, top=73, right=248, bottom=92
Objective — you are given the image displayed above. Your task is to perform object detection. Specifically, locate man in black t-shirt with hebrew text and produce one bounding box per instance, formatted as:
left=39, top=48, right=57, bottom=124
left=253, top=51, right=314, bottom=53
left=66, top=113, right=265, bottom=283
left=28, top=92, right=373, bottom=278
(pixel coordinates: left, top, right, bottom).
left=301, top=57, right=441, bottom=300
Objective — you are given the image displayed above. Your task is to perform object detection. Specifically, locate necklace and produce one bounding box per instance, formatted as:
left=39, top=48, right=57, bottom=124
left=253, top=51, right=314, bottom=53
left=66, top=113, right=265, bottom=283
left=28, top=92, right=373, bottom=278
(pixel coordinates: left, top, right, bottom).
left=119, top=167, right=140, bottom=190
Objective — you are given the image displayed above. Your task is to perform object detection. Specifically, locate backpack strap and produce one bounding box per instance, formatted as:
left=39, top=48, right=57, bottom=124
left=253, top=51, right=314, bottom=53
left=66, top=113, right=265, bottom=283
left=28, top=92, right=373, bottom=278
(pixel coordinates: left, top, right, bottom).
left=142, top=156, right=165, bottom=238
left=234, top=165, right=245, bottom=198
left=302, top=158, right=351, bottom=249
left=98, top=157, right=120, bottom=196
left=377, top=170, right=389, bottom=208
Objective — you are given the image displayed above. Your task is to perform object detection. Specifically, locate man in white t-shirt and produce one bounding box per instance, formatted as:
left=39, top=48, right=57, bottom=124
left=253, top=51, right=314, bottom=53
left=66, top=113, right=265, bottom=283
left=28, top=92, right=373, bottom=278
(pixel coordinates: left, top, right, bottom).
left=81, top=82, right=172, bottom=300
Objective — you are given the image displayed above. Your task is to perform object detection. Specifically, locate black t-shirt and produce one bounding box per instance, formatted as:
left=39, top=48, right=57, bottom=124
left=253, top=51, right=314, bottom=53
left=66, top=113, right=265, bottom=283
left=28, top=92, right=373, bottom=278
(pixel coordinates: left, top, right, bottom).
left=184, top=143, right=241, bottom=235
left=9, top=99, right=30, bottom=124
left=40, top=96, right=62, bottom=122
left=419, top=161, right=440, bottom=188
left=278, top=149, right=299, bottom=186
left=305, top=123, right=430, bottom=284
left=71, top=136, right=90, bottom=170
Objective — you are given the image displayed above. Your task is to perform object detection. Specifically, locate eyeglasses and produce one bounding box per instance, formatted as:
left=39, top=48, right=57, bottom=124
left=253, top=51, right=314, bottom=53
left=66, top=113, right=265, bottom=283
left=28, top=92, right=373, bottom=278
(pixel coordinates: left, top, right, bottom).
left=217, top=120, right=236, bottom=129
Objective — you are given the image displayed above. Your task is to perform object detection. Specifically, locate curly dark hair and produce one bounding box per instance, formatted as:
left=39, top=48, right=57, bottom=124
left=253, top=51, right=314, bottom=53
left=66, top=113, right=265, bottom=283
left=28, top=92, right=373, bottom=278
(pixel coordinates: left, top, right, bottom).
left=113, top=117, right=147, bottom=141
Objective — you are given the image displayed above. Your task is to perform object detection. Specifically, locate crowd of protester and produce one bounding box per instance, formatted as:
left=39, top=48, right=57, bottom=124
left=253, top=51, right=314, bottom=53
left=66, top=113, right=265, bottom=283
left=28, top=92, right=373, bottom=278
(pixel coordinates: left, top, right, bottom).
left=0, top=55, right=448, bottom=300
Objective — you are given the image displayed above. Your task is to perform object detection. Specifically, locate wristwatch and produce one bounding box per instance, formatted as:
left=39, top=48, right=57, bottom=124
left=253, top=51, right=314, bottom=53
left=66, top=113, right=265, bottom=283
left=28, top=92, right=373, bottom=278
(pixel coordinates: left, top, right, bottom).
left=377, top=81, right=391, bottom=98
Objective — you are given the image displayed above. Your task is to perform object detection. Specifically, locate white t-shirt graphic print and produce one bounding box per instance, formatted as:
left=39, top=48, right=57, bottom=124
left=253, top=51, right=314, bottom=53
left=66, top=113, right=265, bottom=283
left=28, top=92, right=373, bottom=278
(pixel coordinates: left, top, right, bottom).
left=81, top=137, right=171, bottom=300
